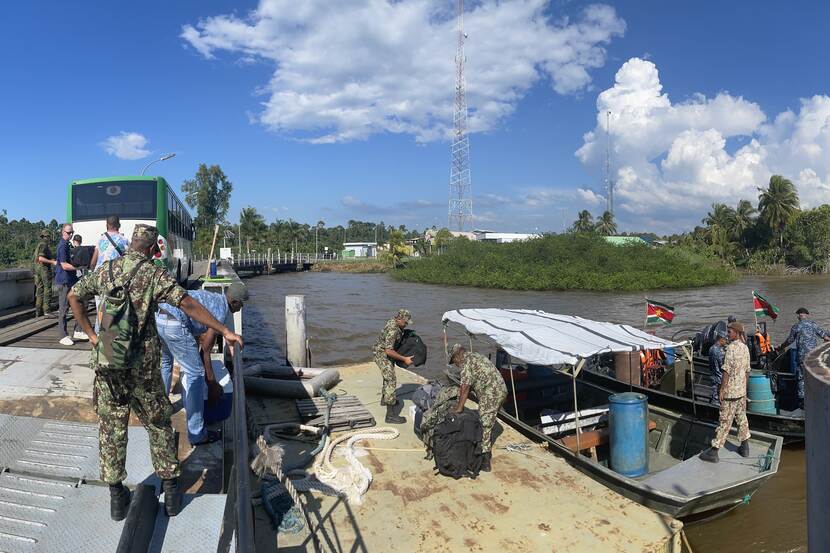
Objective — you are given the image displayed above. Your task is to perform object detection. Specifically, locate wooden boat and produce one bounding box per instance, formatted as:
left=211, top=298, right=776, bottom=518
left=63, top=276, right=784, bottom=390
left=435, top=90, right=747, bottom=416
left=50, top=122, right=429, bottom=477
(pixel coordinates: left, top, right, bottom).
left=442, top=308, right=783, bottom=519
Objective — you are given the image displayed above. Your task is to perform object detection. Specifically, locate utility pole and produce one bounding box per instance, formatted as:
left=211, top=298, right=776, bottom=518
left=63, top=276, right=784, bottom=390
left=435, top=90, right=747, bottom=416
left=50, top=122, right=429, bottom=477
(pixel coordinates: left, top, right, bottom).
left=448, top=0, right=472, bottom=232
left=605, top=110, right=614, bottom=216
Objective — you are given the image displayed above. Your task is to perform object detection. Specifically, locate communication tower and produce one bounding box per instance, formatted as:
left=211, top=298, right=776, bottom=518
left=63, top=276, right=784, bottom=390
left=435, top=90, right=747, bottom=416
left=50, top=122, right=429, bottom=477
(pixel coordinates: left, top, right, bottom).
left=448, top=0, right=473, bottom=232
left=605, top=110, right=614, bottom=215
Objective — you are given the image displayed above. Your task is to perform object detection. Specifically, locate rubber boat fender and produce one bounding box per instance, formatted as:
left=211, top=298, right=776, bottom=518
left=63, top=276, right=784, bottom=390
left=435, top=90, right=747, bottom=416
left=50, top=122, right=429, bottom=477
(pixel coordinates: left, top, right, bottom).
left=243, top=369, right=340, bottom=399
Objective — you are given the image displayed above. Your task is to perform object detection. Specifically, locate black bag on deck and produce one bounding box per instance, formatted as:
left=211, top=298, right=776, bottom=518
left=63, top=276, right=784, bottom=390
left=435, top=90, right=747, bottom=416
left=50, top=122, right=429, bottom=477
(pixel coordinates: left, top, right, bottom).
left=70, top=245, right=95, bottom=269
left=432, top=409, right=483, bottom=479
left=394, top=328, right=427, bottom=367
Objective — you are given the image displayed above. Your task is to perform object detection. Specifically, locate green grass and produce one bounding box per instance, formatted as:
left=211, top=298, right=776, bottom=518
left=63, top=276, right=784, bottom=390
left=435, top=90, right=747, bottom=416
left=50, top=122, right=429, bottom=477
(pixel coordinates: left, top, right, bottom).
left=392, top=234, right=736, bottom=291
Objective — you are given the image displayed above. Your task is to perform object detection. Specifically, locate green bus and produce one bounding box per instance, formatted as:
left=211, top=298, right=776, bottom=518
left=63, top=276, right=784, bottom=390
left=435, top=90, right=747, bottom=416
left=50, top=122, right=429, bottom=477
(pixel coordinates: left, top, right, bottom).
left=68, top=176, right=194, bottom=283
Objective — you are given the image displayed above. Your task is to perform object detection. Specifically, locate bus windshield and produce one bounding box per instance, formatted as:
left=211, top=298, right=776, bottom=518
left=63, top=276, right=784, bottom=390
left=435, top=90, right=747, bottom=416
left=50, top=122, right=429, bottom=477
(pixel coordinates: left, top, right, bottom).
left=72, top=180, right=157, bottom=221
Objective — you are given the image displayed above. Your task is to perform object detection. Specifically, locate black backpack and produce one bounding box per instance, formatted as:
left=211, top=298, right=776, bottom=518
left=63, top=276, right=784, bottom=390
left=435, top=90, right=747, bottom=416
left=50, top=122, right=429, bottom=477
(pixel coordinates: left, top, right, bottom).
left=432, top=409, right=483, bottom=479
left=395, top=329, right=427, bottom=367
left=70, top=245, right=95, bottom=269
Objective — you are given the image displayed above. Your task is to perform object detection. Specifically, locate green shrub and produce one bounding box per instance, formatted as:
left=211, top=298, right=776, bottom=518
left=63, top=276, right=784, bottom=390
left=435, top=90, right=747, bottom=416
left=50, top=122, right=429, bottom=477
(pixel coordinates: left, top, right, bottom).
left=393, top=234, right=736, bottom=291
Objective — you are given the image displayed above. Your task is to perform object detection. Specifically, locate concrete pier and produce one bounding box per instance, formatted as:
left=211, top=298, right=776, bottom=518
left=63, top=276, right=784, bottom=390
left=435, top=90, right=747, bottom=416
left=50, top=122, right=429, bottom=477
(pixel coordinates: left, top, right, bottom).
left=285, top=294, right=308, bottom=367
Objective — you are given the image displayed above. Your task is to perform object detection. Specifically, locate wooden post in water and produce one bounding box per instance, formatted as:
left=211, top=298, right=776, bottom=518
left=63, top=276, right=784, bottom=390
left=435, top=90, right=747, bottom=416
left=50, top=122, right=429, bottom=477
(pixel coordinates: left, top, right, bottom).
left=285, top=295, right=308, bottom=367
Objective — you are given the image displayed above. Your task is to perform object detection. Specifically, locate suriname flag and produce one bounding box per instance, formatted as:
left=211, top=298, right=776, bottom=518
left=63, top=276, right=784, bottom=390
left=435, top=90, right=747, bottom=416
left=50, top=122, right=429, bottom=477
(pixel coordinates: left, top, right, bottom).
left=753, top=290, right=779, bottom=320
left=646, top=299, right=675, bottom=326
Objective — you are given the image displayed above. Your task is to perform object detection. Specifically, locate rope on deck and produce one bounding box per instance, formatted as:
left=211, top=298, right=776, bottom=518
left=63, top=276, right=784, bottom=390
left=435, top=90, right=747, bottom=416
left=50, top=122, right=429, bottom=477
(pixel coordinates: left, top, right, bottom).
left=313, top=427, right=400, bottom=505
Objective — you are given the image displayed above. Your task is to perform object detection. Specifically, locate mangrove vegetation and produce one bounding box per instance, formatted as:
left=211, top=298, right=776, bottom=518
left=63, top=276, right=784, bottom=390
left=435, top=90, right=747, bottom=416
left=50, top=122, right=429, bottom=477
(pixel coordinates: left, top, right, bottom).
left=393, top=233, right=736, bottom=291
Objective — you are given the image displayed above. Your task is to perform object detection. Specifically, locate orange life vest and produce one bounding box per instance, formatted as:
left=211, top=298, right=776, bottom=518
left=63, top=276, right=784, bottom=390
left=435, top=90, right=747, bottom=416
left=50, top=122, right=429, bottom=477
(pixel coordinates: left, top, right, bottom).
left=756, top=332, right=773, bottom=354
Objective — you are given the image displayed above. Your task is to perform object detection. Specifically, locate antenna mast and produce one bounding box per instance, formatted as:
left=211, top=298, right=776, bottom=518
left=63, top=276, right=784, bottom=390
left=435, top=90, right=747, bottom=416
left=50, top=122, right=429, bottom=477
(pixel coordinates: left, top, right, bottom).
left=605, top=110, right=614, bottom=216
left=448, top=0, right=472, bottom=232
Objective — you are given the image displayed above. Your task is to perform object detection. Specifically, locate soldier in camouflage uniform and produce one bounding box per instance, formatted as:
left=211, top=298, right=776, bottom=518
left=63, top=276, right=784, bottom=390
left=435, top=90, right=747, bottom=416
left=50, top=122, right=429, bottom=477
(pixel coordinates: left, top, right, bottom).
left=68, top=224, right=243, bottom=521
left=779, top=307, right=830, bottom=408
left=32, top=229, right=56, bottom=316
left=372, top=309, right=414, bottom=424
left=700, top=322, right=752, bottom=463
left=448, top=344, right=508, bottom=472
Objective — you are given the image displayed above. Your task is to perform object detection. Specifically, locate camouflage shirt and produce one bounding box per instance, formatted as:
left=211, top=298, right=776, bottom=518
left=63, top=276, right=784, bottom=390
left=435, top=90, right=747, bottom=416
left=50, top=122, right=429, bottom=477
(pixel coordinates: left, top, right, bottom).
left=373, top=318, right=402, bottom=355
left=33, top=239, right=52, bottom=266
left=71, top=250, right=187, bottom=369
left=721, top=340, right=751, bottom=399
left=459, top=352, right=507, bottom=398
left=785, top=319, right=829, bottom=366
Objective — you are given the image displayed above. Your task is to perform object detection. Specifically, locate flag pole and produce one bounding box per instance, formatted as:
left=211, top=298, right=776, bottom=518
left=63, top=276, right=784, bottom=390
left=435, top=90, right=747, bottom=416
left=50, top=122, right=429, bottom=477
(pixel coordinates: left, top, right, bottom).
left=752, top=290, right=759, bottom=333
left=644, top=298, right=649, bottom=331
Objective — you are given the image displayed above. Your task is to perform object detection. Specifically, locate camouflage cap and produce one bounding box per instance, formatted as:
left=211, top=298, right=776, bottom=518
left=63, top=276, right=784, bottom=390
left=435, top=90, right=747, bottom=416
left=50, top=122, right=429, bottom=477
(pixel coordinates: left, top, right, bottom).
left=395, top=309, right=412, bottom=324
left=39, top=229, right=51, bottom=238
left=226, top=282, right=249, bottom=302
left=132, top=224, right=159, bottom=243
left=448, top=343, right=464, bottom=364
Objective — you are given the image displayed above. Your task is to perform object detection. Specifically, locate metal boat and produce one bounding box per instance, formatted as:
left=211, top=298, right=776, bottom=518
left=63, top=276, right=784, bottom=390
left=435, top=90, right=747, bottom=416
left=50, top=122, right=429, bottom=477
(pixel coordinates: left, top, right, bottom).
left=442, top=308, right=783, bottom=519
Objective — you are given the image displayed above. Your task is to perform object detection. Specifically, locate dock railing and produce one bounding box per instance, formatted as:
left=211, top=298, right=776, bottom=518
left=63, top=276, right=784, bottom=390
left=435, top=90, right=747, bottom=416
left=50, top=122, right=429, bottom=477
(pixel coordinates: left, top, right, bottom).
left=230, top=343, right=254, bottom=552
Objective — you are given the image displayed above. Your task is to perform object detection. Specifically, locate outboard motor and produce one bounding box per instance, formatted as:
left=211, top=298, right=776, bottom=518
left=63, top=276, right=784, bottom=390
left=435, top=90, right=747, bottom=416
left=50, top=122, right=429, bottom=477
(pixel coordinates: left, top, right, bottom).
left=695, top=320, right=727, bottom=356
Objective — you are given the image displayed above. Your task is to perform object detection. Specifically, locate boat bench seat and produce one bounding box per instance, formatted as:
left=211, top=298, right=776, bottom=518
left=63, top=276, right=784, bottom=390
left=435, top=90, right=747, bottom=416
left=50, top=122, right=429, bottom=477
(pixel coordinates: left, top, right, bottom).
left=559, top=420, right=657, bottom=452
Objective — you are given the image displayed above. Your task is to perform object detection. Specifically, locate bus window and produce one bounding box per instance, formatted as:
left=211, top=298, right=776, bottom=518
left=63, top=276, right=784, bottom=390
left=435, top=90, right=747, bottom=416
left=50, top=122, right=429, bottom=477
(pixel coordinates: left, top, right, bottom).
left=72, top=180, right=157, bottom=221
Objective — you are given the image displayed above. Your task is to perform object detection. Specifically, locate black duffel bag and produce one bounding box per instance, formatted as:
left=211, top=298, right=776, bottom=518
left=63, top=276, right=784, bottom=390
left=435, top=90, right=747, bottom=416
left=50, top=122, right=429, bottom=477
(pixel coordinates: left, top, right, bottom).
left=432, top=409, right=483, bottom=479
left=394, top=328, right=427, bottom=367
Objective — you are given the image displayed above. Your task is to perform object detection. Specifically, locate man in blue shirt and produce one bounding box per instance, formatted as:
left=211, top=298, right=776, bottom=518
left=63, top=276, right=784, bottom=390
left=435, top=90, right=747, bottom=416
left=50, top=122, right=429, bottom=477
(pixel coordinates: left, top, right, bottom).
left=155, top=284, right=248, bottom=445
left=55, top=223, right=83, bottom=346
left=708, top=330, right=727, bottom=404
left=780, top=307, right=830, bottom=408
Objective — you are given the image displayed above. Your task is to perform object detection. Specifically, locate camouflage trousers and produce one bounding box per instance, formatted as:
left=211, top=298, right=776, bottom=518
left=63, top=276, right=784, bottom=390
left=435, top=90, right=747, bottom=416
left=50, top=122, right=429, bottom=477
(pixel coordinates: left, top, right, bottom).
left=94, top=370, right=180, bottom=484
left=478, top=385, right=508, bottom=453
left=373, top=351, right=397, bottom=405
left=711, top=397, right=751, bottom=449
left=33, top=266, right=52, bottom=315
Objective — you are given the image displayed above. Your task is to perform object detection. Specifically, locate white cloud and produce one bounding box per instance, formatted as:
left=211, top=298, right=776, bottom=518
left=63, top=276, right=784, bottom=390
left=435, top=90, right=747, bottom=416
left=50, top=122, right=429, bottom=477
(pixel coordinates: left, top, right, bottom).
left=99, top=132, right=151, bottom=160
left=577, top=58, right=830, bottom=229
left=182, top=0, right=625, bottom=143
left=576, top=188, right=604, bottom=206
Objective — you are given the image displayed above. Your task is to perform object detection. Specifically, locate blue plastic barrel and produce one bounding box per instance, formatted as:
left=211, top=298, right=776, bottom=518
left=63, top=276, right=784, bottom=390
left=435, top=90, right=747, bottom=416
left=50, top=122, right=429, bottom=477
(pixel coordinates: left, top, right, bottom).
left=608, top=392, right=649, bottom=478
left=209, top=260, right=218, bottom=278
left=664, top=347, right=675, bottom=366
left=747, top=372, right=777, bottom=414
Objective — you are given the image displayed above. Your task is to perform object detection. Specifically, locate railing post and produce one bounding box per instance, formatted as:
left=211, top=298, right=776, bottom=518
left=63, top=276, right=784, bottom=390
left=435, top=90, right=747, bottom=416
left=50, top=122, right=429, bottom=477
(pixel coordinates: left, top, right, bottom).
left=805, top=343, right=830, bottom=551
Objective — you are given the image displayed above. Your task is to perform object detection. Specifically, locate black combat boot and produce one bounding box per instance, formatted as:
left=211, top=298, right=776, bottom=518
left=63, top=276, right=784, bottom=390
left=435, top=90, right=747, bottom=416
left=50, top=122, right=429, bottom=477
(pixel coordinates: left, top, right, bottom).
left=738, top=440, right=750, bottom=458
left=109, top=482, right=131, bottom=521
left=384, top=401, right=406, bottom=424
left=162, top=478, right=182, bottom=517
left=699, top=447, right=719, bottom=463
left=480, top=452, right=492, bottom=473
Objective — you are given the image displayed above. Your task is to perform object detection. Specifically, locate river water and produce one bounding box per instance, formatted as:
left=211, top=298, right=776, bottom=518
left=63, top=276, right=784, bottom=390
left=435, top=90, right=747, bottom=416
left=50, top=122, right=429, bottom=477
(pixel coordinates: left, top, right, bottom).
left=244, top=271, right=827, bottom=552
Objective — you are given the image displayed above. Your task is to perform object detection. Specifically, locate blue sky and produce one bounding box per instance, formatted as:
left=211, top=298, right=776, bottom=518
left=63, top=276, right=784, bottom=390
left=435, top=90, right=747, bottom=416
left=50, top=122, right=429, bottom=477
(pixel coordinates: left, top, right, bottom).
left=2, top=1, right=830, bottom=233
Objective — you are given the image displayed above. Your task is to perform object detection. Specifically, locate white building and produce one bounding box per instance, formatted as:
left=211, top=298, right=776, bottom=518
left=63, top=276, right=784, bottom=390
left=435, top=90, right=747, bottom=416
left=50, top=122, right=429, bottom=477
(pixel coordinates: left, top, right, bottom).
left=473, top=229, right=541, bottom=243
left=342, top=242, right=378, bottom=257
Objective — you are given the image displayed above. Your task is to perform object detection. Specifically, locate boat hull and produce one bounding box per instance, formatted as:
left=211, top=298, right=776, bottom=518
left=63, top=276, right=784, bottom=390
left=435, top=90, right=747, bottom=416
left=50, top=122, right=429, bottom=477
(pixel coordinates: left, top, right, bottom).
left=579, top=369, right=804, bottom=443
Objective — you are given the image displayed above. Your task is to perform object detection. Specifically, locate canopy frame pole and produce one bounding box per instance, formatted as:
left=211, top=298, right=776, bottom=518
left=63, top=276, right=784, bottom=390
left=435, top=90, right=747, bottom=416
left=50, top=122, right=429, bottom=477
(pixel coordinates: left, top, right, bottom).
left=443, top=324, right=448, bottom=361
left=468, top=333, right=474, bottom=352
left=508, top=356, right=519, bottom=419
left=572, top=358, right=586, bottom=454
left=684, top=344, right=697, bottom=417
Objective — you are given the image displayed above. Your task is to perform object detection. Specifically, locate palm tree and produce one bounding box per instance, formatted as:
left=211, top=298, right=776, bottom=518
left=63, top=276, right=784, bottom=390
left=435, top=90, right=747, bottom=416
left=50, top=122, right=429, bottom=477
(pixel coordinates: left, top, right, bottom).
left=758, top=175, right=800, bottom=246
left=702, top=203, right=736, bottom=231
left=595, top=211, right=617, bottom=236
left=572, top=210, right=594, bottom=233
left=733, top=199, right=756, bottom=255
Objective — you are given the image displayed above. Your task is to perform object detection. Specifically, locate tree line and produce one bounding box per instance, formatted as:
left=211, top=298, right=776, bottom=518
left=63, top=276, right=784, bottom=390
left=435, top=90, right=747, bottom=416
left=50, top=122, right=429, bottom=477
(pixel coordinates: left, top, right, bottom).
left=670, top=175, right=829, bottom=272
left=183, top=164, right=422, bottom=260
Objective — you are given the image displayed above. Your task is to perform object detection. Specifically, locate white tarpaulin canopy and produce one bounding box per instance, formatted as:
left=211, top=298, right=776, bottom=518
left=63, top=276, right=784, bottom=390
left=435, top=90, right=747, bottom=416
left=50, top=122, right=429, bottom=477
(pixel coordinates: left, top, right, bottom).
left=442, top=308, right=690, bottom=366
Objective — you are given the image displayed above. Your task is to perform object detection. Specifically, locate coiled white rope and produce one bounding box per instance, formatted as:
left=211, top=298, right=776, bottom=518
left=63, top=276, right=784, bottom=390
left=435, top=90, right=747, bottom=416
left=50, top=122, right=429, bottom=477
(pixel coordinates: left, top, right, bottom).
left=313, top=427, right=399, bottom=505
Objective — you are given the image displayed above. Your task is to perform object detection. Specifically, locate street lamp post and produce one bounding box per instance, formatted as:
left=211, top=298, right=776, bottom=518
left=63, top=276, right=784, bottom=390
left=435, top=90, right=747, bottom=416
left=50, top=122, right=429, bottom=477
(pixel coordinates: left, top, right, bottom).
left=140, top=153, right=176, bottom=176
